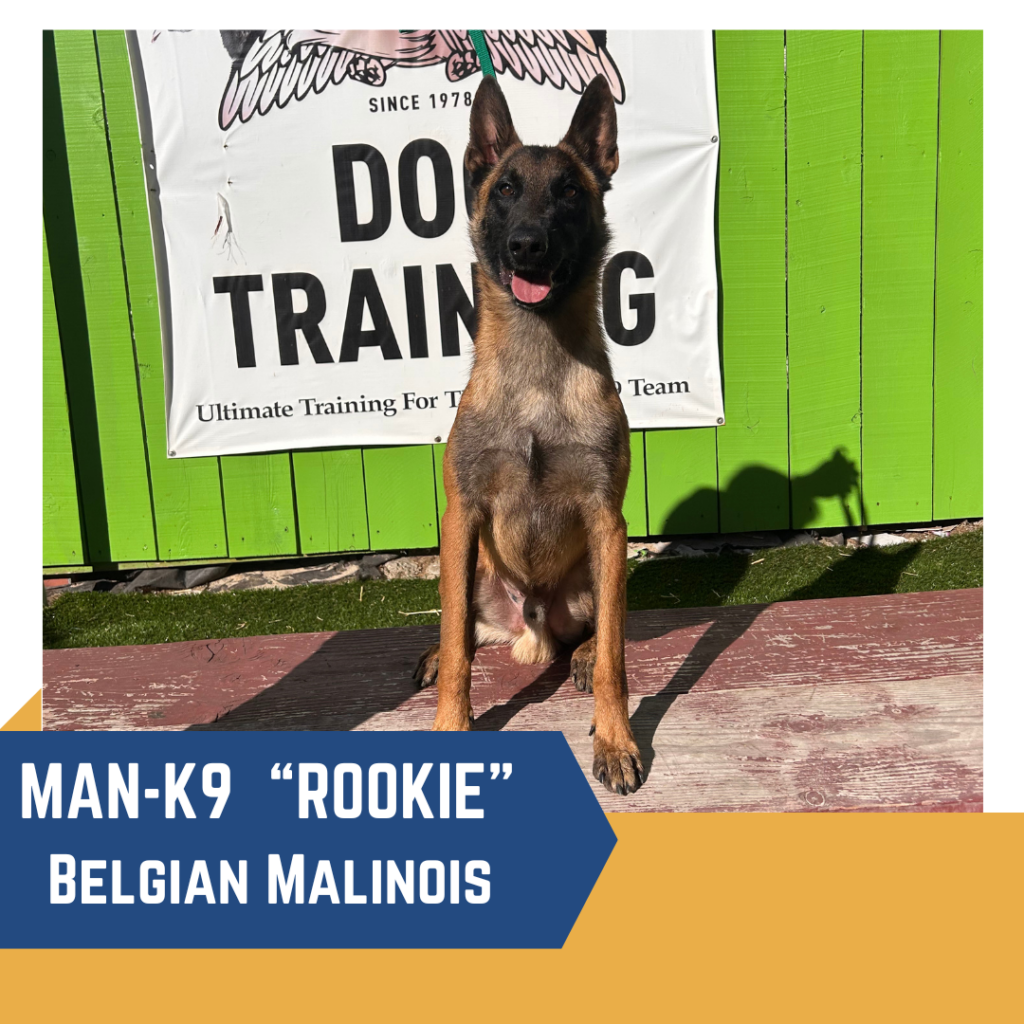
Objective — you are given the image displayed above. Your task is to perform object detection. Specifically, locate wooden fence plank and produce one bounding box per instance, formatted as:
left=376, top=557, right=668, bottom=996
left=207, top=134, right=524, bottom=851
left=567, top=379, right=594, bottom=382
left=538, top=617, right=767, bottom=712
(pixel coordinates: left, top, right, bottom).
left=292, top=449, right=369, bottom=554
left=714, top=30, right=789, bottom=533
left=94, top=31, right=228, bottom=562
left=51, top=30, right=156, bottom=562
left=862, top=31, right=940, bottom=524
left=933, top=31, right=983, bottom=521
left=622, top=431, right=648, bottom=537
left=44, top=30, right=106, bottom=566
left=43, top=229, right=85, bottom=566
left=219, top=455, right=297, bottom=558
left=433, top=443, right=448, bottom=523
left=363, top=446, right=439, bottom=550
left=645, top=428, right=718, bottom=535
left=787, top=31, right=865, bottom=531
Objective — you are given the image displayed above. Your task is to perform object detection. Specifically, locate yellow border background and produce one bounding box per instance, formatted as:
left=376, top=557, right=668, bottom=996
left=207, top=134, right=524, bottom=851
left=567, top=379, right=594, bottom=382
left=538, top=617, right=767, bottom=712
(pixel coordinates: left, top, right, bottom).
left=2, top=813, right=1020, bottom=1021
left=2, top=691, right=40, bottom=731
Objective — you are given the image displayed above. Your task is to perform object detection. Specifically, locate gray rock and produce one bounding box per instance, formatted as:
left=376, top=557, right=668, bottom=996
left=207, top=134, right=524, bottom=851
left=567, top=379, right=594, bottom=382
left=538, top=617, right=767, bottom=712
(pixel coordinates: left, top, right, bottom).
left=204, top=571, right=279, bottom=593
left=205, top=561, right=361, bottom=593
left=280, top=561, right=361, bottom=586
left=124, top=568, right=187, bottom=592
left=183, top=565, right=231, bottom=588
left=664, top=543, right=708, bottom=558
left=45, top=580, right=86, bottom=605
left=864, top=532, right=915, bottom=548
left=381, top=555, right=441, bottom=580
left=722, top=532, right=782, bottom=550
left=355, top=553, right=396, bottom=580
left=782, top=532, right=817, bottom=549
left=626, top=541, right=672, bottom=560
left=678, top=536, right=726, bottom=551
left=65, top=580, right=101, bottom=594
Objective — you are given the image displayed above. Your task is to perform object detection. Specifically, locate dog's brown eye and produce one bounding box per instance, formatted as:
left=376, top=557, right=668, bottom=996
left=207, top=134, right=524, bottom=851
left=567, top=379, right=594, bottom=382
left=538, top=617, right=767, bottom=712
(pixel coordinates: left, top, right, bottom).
left=498, top=182, right=514, bottom=197
left=563, top=185, right=578, bottom=199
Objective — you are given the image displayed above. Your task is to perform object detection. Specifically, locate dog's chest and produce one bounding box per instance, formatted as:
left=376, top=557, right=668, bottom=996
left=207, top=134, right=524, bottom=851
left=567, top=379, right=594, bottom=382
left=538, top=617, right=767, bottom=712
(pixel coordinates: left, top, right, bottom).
left=502, top=357, right=612, bottom=450
left=454, top=361, right=623, bottom=505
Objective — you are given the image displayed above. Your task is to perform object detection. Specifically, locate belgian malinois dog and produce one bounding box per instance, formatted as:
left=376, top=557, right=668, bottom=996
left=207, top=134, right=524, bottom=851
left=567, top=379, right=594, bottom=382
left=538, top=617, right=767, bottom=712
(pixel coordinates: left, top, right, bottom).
left=413, top=73, right=644, bottom=795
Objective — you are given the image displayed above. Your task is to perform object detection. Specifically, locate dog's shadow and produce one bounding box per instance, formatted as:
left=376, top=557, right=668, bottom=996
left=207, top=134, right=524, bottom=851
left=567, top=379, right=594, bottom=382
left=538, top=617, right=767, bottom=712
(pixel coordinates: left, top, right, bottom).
left=188, top=566, right=766, bottom=780
left=189, top=448, right=918, bottom=783
left=623, top=602, right=763, bottom=772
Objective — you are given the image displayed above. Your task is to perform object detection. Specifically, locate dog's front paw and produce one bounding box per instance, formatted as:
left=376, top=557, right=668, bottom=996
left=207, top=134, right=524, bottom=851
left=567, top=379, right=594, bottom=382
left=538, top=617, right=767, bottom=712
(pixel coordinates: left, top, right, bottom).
left=432, top=708, right=473, bottom=731
left=570, top=636, right=597, bottom=693
left=592, top=732, right=645, bottom=796
left=412, top=643, right=440, bottom=688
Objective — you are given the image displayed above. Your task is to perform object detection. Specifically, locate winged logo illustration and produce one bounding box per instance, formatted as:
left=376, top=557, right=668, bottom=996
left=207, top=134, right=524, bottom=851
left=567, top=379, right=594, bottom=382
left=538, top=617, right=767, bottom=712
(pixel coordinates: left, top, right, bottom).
left=218, top=30, right=625, bottom=130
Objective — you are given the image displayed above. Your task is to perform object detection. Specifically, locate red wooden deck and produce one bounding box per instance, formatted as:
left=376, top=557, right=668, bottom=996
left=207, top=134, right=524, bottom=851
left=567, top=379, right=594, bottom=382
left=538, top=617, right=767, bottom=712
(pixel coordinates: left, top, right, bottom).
left=43, top=589, right=982, bottom=813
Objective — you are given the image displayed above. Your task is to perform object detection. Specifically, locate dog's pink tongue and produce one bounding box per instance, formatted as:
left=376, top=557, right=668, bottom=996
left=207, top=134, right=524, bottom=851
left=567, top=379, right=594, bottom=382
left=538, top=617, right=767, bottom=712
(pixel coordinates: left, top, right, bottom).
left=511, top=273, right=552, bottom=305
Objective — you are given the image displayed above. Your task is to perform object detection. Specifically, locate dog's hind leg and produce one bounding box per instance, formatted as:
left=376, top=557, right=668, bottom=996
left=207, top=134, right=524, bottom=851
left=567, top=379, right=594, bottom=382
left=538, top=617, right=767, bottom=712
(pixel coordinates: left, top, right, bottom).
left=570, top=635, right=597, bottom=693
left=415, top=562, right=526, bottom=689
left=553, top=559, right=596, bottom=688
left=412, top=643, right=440, bottom=688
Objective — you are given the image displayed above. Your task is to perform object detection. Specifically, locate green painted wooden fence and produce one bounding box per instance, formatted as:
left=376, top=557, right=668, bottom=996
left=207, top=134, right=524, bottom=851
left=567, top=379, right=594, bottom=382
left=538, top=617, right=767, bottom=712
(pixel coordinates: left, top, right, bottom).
left=42, top=30, right=983, bottom=571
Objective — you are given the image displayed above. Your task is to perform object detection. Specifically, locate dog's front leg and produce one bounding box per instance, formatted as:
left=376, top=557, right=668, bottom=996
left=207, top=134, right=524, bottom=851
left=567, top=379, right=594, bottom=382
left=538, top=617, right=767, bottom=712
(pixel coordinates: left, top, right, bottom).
left=433, top=496, right=480, bottom=731
left=587, top=507, right=644, bottom=794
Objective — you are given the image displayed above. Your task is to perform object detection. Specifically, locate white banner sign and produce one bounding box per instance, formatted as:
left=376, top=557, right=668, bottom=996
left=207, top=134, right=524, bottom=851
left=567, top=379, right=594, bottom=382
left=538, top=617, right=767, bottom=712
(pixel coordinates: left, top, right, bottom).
left=132, top=30, right=723, bottom=457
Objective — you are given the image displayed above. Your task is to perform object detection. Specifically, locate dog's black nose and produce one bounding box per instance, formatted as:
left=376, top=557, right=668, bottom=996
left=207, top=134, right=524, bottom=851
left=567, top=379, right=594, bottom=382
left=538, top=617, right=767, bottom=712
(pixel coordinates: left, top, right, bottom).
left=507, top=228, right=548, bottom=262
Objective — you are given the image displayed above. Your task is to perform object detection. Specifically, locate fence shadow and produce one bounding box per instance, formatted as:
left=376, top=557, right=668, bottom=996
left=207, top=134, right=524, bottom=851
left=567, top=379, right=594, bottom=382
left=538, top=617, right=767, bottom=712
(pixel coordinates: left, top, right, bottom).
left=188, top=623, right=442, bottom=732
left=192, top=447, right=918, bottom=774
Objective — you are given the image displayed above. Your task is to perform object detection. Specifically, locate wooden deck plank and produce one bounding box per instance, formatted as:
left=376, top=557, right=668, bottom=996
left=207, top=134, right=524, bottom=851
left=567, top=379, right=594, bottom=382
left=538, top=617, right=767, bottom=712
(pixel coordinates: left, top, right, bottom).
left=44, top=589, right=981, bottom=731
left=523, top=671, right=981, bottom=813
left=43, top=589, right=981, bottom=812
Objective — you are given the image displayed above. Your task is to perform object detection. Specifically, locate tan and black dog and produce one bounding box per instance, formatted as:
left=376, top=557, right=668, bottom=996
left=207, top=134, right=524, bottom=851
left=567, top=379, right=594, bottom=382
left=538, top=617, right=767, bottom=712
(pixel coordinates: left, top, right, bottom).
left=413, top=73, right=643, bottom=795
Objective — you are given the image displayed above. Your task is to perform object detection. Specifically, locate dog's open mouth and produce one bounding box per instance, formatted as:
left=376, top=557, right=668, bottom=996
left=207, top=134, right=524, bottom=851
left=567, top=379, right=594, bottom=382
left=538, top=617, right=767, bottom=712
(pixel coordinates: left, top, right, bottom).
left=500, top=267, right=553, bottom=306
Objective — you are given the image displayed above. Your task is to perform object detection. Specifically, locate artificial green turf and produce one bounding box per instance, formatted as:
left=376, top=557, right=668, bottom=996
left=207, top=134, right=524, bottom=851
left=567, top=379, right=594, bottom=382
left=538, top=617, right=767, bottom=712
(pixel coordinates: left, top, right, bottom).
left=627, top=529, right=981, bottom=610
left=43, top=530, right=982, bottom=650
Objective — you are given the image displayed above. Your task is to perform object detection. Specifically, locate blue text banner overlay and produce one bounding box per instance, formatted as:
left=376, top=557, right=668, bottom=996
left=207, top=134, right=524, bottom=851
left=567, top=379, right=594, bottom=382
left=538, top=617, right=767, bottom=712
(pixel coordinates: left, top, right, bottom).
left=1, top=732, right=616, bottom=948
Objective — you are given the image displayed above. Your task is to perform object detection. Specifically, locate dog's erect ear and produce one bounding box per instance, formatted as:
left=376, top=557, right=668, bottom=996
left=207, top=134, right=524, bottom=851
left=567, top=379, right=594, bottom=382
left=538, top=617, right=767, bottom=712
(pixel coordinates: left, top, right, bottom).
left=465, top=76, right=521, bottom=194
left=561, top=74, right=619, bottom=187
